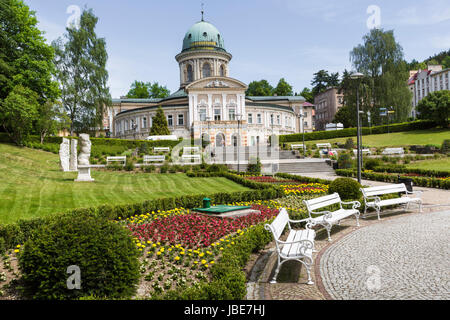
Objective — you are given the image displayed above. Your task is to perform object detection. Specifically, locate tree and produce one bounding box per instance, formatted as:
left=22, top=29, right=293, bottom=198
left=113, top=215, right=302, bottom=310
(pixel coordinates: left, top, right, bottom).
left=52, top=8, right=111, bottom=136
left=0, top=85, right=39, bottom=145
left=126, top=81, right=149, bottom=98
left=442, top=56, right=450, bottom=69
left=298, top=87, right=314, bottom=103
left=246, top=80, right=273, bottom=96
left=36, top=100, right=71, bottom=144
left=273, top=78, right=293, bottom=96
left=149, top=106, right=171, bottom=135
left=349, top=28, right=412, bottom=124
left=0, top=0, right=59, bottom=108
left=332, top=105, right=353, bottom=128
left=417, top=90, right=450, bottom=127
left=311, top=70, right=330, bottom=97
left=126, top=81, right=170, bottom=99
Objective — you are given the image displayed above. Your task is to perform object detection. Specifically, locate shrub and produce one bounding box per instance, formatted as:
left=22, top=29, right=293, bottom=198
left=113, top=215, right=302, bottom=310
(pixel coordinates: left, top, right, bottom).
left=247, top=158, right=261, bottom=174
left=442, top=139, right=450, bottom=154
left=337, top=153, right=353, bottom=169
left=18, top=213, right=140, bottom=300
left=329, top=177, right=362, bottom=200
left=344, top=138, right=355, bottom=150
left=363, top=158, right=382, bottom=170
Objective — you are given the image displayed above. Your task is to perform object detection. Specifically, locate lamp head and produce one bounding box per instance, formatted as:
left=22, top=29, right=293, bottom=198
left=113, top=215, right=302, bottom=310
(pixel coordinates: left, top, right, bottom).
left=350, top=72, right=364, bottom=80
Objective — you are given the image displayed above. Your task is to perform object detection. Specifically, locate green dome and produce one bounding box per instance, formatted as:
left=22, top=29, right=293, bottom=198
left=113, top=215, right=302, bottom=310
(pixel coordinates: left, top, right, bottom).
left=182, top=21, right=226, bottom=52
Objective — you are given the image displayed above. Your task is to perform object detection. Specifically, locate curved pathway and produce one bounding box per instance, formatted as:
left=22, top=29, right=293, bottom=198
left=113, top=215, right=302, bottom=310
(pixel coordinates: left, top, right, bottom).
left=320, top=210, right=450, bottom=300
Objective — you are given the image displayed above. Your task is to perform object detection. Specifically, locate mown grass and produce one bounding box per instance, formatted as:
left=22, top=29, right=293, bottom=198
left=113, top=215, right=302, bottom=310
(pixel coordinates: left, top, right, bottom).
left=289, top=128, right=450, bottom=148
left=0, top=143, right=250, bottom=225
left=405, top=158, right=450, bottom=171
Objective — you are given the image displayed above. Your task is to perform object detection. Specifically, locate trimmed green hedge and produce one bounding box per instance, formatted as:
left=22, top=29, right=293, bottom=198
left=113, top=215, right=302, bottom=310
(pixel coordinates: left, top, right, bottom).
left=336, top=169, right=450, bottom=189
left=279, top=120, right=437, bottom=144
left=275, top=172, right=332, bottom=185
left=372, top=165, right=450, bottom=178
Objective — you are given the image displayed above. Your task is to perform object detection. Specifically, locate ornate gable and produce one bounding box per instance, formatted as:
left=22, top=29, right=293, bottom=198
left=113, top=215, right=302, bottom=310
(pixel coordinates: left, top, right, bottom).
left=185, top=76, right=248, bottom=91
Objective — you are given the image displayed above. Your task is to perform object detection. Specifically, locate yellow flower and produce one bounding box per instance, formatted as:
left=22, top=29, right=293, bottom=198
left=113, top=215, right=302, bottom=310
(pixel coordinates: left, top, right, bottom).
left=174, top=256, right=180, bottom=261
left=201, top=259, right=207, bottom=264
left=14, top=249, right=20, bottom=253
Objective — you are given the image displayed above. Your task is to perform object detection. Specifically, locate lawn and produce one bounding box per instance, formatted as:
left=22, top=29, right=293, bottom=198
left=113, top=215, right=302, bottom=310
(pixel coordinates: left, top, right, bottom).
left=405, top=158, right=450, bottom=171
left=289, top=129, right=450, bottom=148
left=0, top=143, right=250, bottom=225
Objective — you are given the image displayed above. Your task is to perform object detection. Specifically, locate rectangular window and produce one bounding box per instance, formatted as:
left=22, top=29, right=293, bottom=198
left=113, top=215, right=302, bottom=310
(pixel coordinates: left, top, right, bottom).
left=142, top=117, right=147, bottom=129
left=167, top=115, right=173, bottom=126
left=248, top=113, right=253, bottom=124
left=199, top=108, right=206, bottom=121
left=304, top=121, right=308, bottom=127
left=214, top=108, right=221, bottom=121
left=277, top=115, right=280, bottom=125
left=257, top=114, right=262, bottom=124
left=178, top=114, right=184, bottom=126
left=229, top=108, right=236, bottom=121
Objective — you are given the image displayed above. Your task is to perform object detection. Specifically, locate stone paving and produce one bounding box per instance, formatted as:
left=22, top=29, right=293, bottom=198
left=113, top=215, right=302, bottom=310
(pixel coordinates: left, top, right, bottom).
left=320, top=210, right=450, bottom=300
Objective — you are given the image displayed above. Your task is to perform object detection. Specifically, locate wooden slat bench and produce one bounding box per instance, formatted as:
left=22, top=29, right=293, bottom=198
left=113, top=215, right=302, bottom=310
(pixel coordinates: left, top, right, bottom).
left=143, top=155, right=165, bottom=164
left=303, top=193, right=361, bottom=241
left=106, top=156, right=126, bottom=166
left=264, top=208, right=316, bottom=285
left=291, top=144, right=305, bottom=150
left=316, top=143, right=332, bottom=149
left=153, top=147, right=170, bottom=153
left=181, top=154, right=201, bottom=162
left=382, top=147, right=404, bottom=155
left=360, top=183, right=422, bottom=220
left=353, top=148, right=372, bottom=155
left=183, top=146, right=200, bottom=153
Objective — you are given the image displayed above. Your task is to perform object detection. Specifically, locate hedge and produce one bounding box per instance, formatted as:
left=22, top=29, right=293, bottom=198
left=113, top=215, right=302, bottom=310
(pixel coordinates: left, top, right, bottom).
left=279, top=120, right=437, bottom=144
left=275, top=172, right=332, bottom=185
left=336, top=169, right=450, bottom=190
left=372, top=165, right=450, bottom=178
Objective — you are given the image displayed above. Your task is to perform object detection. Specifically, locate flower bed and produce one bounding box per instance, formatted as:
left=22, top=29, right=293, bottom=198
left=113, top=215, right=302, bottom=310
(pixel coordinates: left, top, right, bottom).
left=281, top=183, right=329, bottom=196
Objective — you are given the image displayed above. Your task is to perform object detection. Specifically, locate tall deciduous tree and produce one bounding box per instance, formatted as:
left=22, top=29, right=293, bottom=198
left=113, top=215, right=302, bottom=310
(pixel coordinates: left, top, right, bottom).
left=52, top=8, right=111, bottom=136
left=273, top=78, right=293, bottom=96
left=150, top=106, right=170, bottom=136
left=417, top=90, right=450, bottom=127
left=246, top=80, right=273, bottom=96
left=298, top=87, right=314, bottom=103
left=126, top=81, right=170, bottom=99
left=36, top=100, right=71, bottom=144
left=350, top=28, right=412, bottom=124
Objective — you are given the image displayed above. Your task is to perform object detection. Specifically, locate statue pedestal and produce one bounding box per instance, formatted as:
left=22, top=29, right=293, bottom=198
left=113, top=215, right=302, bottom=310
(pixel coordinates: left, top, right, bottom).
left=75, top=165, right=95, bottom=182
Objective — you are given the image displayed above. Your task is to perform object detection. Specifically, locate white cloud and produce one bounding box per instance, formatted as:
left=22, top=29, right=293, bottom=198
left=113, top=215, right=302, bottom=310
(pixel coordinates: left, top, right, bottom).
left=394, top=1, right=450, bottom=26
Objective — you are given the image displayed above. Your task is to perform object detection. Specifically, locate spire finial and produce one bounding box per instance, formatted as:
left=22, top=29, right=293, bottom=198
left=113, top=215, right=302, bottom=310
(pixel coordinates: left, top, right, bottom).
left=201, top=2, right=204, bottom=21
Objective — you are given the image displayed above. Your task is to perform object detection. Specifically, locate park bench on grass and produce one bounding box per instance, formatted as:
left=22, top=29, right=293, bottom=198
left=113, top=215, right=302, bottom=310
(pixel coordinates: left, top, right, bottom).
left=106, top=156, right=126, bottom=166
left=353, top=148, right=372, bottom=155
left=143, top=155, right=165, bottom=164
left=303, top=193, right=361, bottom=242
left=291, top=144, right=305, bottom=150
left=382, top=147, right=404, bottom=155
left=264, top=208, right=316, bottom=285
left=181, top=154, right=201, bottom=162
left=183, top=146, right=200, bottom=153
left=360, top=183, right=422, bottom=220
left=316, top=143, right=332, bottom=149
left=153, top=147, right=170, bottom=153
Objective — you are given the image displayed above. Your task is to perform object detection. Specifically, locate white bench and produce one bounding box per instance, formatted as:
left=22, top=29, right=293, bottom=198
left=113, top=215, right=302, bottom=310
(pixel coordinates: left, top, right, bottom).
left=360, top=183, right=422, bottom=220
left=291, top=144, right=305, bottom=150
left=303, top=193, right=361, bottom=242
left=264, top=208, right=315, bottom=285
left=182, top=154, right=201, bottom=162
left=382, top=147, right=404, bottom=155
left=153, top=147, right=170, bottom=153
left=143, top=155, right=165, bottom=164
left=106, top=156, right=126, bottom=166
left=183, top=146, right=200, bottom=153
left=353, top=148, right=372, bottom=155
left=316, top=143, right=332, bottom=149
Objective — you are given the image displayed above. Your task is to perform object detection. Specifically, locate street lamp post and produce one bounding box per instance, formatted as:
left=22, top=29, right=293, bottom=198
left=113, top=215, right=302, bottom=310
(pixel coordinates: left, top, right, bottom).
left=298, top=113, right=306, bottom=157
left=350, top=72, right=364, bottom=184
left=236, top=113, right=242, bottom=173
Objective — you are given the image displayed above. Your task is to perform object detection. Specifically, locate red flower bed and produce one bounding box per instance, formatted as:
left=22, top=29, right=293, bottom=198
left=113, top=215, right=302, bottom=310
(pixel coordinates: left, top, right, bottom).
left=127, top=205, right=279, bottom=248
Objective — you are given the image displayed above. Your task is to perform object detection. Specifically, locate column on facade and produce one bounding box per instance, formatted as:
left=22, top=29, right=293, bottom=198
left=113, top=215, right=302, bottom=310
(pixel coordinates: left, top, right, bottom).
left=222, top=93, right=227, bottom=121
left=207, top=94, right=212, bottom=121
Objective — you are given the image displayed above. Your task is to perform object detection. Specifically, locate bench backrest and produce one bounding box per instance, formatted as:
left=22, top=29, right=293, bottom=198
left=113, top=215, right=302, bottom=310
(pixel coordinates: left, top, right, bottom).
left=265, top=208, right=289, bottom=240
left=291, top=144, right=304, bottom=149
left=303, top=193, right=341, bottom=211
left=382, top=148, right=404, bottom=154
left=153, top=147, right=170, bottom=152
left=184, top=147, right=200, bottom=153
left=317, top=143, right=331, bottom=148
left=353, top=149, right=371, bottom=154
left=182, top=154, right=201, bottom=159
left=361, top=183, right=407, bottom=197
left=107, top=156, right=126, bottom=161
left=144, top=155, right=165, bottom=161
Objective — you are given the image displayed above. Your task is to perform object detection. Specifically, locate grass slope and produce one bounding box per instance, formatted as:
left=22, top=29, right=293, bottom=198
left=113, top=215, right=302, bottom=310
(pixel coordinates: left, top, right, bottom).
left=0, top=143, right=250, bottom=225
left=290, top=129, right=450, bottom=148
left=405, top=158, right=450, bottom=171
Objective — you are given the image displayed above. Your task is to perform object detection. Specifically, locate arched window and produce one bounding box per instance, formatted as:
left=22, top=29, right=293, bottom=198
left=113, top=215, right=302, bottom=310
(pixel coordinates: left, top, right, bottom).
left=220, top=64, right=225, bottom=77
left=202, top=62, right=211, bottom=78
left=187, top=64, right=193, bottom=82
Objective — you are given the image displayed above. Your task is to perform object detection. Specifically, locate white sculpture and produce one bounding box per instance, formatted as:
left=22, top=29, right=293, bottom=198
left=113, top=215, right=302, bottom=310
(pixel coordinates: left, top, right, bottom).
left=59, top=138, right=70, bottom=172
left=69, top=139, right=78, bottom=171
left=75, top=134, right=94, bottom=182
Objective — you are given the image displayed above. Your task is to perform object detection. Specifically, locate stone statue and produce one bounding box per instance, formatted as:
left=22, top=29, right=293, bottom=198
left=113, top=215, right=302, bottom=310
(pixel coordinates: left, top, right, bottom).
left=69, top=139, right=78, bottom=171
left=78, top=134, right=91, bottom=166
left=75, top=133, right=94, bottom=182
left=59, top=138, right=70, bottom=172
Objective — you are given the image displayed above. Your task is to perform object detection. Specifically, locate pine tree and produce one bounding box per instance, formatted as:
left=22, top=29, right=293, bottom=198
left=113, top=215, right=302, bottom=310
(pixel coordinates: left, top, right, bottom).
left=150, top=106, right=171, bottom=136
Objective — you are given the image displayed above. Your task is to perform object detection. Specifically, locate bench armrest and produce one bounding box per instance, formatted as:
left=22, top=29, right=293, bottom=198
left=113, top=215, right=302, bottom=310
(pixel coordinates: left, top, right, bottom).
left=405, top=190, right=423, bottom=197
left=288, top=217, right=312, bottom=224
left=275, top=238, right=314, bottom=249
left=364, top=196, right=381, bottom=203
left=341, top=201, right=361, bottom=209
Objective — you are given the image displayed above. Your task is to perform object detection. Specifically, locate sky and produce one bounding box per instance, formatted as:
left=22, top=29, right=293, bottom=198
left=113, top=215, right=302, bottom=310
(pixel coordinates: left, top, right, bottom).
left=27, top=0, right=450, bottom=98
